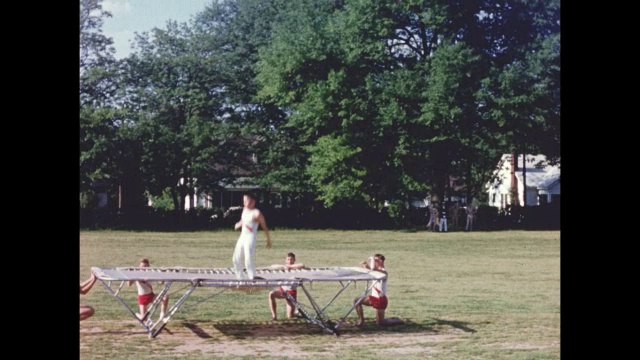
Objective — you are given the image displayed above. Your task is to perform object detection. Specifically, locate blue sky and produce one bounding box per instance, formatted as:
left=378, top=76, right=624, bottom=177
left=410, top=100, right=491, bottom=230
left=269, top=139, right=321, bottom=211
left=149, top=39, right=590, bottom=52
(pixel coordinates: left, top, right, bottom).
left=101, top=0, right=213, bottom=59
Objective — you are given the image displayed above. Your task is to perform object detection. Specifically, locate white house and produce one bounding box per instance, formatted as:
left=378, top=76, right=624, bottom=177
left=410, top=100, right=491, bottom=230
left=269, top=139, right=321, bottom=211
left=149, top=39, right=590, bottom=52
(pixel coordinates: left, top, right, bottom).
left=486, top=154, right=560, bottom=210
left=185, top=177, right=262, bottom=210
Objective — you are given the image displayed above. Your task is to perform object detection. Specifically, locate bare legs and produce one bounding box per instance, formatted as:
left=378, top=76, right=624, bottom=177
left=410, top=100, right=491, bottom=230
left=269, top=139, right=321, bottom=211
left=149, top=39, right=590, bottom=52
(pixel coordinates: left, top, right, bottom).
left=269, top=290, right=295, bottom=320
left=137, top=294, right=169, bottom=320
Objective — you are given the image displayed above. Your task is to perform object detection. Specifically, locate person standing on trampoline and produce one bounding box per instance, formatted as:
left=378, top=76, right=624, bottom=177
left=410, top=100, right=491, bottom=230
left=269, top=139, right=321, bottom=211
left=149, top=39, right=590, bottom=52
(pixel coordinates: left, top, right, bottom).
left=233, top=193, right=272, bottom=280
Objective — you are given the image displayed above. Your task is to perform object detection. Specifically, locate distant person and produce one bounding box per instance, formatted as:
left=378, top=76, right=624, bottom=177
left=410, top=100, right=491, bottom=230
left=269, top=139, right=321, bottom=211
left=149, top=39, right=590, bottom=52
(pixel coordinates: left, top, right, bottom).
left=427, top=204, right=439, bottom=232
left=80, top=273, right=98, bottom=321
left=465, top=204, right=478, bottom=231
left=268, top=252, right=307, bottom=320
left=450, top=202, right=461, bottom=231
left=354, top=254, right=403, bottom=326
left=233, top=193, right=272, bottom=280
left=128, top=258, right=169, bottom=321
left=439, top=202, right=448, bottom=232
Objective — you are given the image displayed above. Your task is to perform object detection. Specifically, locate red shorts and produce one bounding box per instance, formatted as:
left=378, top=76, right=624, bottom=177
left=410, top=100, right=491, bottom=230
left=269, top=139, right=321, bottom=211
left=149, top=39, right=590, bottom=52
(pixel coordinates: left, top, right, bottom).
left=369, top=295, right=388, bottom=310
left=279, top=287, right=297, bottom=306
left=138, top=292, right=155, bottom=306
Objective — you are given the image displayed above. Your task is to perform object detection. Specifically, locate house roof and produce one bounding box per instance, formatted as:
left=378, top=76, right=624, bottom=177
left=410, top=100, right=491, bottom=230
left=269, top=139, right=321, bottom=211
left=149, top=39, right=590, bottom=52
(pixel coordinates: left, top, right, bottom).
left=537, top=168, right=560, bottom=189
left=512, top=155, right=560, bottom=190
left=219, top=177, right=261, bottom=190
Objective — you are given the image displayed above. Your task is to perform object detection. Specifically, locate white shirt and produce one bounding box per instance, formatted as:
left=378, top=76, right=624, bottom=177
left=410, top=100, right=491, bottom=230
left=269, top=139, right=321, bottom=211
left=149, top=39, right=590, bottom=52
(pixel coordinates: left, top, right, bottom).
left=371, top=268, right=387, bottom=297
left=240, top=208, right=259, bottom=238
left=136, top=280, right=153, bottom=296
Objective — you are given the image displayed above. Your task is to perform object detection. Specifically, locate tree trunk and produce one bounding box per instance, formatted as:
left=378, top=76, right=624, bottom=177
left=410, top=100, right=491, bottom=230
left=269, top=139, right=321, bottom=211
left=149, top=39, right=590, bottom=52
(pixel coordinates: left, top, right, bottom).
left=171, top=188, right=180, bottom=217
left=466, top=160, right=473, bottom=205
left=522, top=153, right=527, bottom=208
left=188, top=178, right=195, bottom=210
left=510, top=152, right=519, bottom=207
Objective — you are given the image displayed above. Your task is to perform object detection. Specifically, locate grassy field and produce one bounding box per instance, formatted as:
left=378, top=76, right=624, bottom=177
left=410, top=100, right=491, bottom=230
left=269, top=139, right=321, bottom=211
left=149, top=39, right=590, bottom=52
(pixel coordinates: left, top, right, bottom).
left=80, top=230, right=560, bottom=359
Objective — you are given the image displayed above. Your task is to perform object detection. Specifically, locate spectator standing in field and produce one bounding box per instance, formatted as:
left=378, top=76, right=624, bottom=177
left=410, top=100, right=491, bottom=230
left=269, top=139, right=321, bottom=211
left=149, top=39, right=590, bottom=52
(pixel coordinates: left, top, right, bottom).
left=439, top=202, right=448, bottom=232
left=427, top=204, right=439, bottom=232
left=465, top=204, right=478, bottom=231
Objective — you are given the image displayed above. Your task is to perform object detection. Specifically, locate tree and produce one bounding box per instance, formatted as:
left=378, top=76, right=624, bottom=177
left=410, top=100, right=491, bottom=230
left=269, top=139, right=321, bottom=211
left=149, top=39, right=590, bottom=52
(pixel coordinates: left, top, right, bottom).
left=123, top=18, right=249, bottom=214
left=80, top=0, right=117, bottom=107
left=80, top=0, right=135, bottom=209
left=256, top=0, right=559, bottom=209
left=192, top=0, right=306, bottom=200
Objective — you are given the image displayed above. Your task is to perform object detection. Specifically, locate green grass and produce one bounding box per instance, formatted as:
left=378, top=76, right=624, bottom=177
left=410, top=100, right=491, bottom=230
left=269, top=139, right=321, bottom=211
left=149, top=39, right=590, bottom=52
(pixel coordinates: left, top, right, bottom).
left=80, top=230, right=560, bottom=359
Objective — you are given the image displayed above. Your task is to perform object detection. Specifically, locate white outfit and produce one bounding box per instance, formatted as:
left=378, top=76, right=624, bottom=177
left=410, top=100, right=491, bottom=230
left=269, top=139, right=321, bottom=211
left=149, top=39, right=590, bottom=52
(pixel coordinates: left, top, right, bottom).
left=233, top=208, right=259, bottom=279
left=465, top=206, right=476, bottom=231
left=371, top=268, right=387, bottom=297
left=136, top=280, right=153, bottom=295
left=281, top=283, right=296, bottom=291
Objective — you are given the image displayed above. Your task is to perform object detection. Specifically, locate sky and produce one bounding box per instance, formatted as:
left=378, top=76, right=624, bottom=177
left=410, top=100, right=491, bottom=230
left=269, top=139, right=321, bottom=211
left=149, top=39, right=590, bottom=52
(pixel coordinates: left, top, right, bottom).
left=101, top=0, right=214, bottom=59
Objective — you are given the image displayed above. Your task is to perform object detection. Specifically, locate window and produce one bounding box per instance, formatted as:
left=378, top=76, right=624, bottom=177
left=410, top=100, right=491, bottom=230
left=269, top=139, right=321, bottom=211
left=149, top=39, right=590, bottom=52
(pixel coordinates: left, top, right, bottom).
left=539, top=194, right=548, bottom=205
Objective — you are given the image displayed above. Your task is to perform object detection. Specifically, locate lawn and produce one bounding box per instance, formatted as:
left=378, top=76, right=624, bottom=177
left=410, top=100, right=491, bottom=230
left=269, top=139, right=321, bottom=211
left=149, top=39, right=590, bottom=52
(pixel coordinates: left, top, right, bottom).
left=80, top=229, right=560, bottom=359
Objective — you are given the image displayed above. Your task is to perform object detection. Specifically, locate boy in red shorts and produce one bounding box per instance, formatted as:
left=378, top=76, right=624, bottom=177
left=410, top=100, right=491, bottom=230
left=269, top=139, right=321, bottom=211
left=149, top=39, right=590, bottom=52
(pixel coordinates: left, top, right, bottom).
left=128, top=258, right=169, bottom=321
left=354, top=253, right=402, bottom=326
left=268, top=252, right=306, bottom=320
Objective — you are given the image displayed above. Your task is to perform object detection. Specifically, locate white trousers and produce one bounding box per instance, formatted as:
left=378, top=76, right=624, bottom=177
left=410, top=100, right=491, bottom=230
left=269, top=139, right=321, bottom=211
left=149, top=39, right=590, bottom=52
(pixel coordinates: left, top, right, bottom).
left=233, top=235, right=256, bottom=279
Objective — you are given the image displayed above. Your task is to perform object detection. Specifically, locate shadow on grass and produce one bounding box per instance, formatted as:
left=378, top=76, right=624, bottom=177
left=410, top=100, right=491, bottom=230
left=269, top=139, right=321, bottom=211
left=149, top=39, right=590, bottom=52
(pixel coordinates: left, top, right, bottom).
left=180, top=318, right=454, bottom=339
left=182, top=322, right=213, bottom=339
left=430, top=318, right=477, bottom=333
left=79, top=323, right=174, bottom=336
left=80, top=317, right=478, bottom=339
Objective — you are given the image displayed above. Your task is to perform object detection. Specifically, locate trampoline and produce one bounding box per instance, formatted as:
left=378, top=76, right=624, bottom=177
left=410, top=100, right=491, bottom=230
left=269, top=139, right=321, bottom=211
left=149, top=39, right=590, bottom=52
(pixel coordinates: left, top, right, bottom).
left=92, top=266, right=387, bottom=338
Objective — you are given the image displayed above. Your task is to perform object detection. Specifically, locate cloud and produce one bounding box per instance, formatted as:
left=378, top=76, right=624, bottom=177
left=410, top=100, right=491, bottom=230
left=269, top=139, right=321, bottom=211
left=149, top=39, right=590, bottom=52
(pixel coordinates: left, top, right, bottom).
left=102, top=0, right=132, bottom=17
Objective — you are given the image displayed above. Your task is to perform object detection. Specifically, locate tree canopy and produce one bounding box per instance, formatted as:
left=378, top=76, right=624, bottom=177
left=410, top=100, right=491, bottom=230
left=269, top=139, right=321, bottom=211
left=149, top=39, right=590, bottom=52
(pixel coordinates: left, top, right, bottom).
left=80, top=0, right=560, bottom=216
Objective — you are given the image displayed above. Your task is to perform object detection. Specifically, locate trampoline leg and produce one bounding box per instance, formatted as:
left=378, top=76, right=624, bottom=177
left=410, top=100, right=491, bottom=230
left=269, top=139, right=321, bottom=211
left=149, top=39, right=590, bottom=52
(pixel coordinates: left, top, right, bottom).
left=334, top=281, right=375, bottom=330
left=299, top=284, right=338, bottom=335
left=321, top=280, right=353, bottom=312
left=145, top=281, right=173, bottom=321
left=98, top=278, right=150, bottom=329
left=149, top=284, right=198, bottom=338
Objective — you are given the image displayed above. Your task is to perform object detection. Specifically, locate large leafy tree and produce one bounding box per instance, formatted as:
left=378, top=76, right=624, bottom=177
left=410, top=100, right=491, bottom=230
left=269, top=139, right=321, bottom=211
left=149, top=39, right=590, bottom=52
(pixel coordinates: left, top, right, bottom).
left=257, top=0, right=559, bottom=208
left=80, top=0, right=117, bottom=107
left=123, top=19, right=249, bottom=213
left=191, top=0, right=305, bottom=201
left=80, top=0, right=137, bottom=208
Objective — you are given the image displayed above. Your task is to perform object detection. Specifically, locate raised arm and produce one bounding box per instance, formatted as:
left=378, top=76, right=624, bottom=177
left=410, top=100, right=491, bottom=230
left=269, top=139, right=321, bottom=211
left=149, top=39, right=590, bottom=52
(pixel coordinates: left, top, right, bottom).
left=255, top=211, right=272, bottom=249
left=80, top=273, right=98, bottom=295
